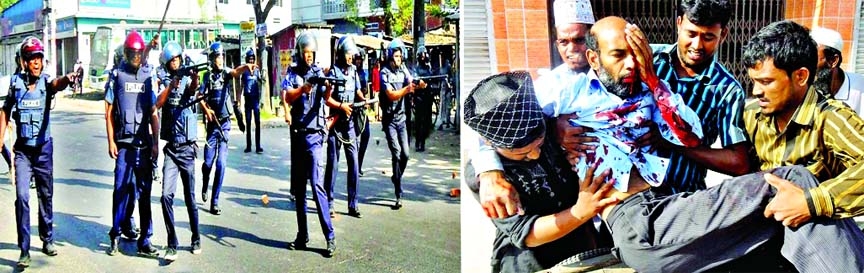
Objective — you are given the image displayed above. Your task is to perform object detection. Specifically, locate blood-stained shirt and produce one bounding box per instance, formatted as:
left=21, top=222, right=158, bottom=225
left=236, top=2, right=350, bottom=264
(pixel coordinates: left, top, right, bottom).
left=555, top=70, right=703, bottom=192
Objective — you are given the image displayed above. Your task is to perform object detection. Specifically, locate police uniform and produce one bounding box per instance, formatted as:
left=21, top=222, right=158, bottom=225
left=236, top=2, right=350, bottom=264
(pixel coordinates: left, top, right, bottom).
left=242, top=67, right=263, bottom=153
left=5, top=73, right=57, bottom=257
left=201, top=69, right=234, bottom=213
left=283, top=64, right=335, bottom=246
left=413, top=63, right=436, bottom=152
left=324, top=65, right=361, bottom=216
left=158, top=69, right=201, bottom=254
left=379, top=64, right=412, bottom=206
left=105, top=61, right=158, bottom=252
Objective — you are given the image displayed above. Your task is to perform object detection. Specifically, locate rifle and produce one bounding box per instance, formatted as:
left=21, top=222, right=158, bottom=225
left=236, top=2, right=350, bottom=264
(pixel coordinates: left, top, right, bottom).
left=308, top=76, right=347, bottom=86
left=412, top=75, right=448, bottom=85
left=326, top=98, right=379, bottom=131
left=175, top=62, right=210, bottom=79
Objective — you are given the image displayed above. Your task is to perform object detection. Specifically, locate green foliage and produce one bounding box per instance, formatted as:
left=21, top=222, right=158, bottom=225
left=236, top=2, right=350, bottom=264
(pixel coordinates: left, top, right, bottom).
left=344, top=0, right=368, bottom=28
left=390, top=0, right=413, bottom=36
left=0, top=0, right=20, bottom=12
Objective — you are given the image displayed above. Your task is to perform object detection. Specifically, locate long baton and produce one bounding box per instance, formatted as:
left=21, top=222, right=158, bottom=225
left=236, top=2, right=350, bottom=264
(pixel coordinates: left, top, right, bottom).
left=157, top=0, right=172, bottom=34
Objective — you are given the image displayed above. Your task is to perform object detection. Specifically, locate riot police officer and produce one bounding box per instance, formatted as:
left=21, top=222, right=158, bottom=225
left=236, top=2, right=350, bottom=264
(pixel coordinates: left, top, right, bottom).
left=240, top=48, right=264, bottom=154
left=379, top=39, right=426, bottom=209
left=154, top=40, right=203, bottom=261
left=281, top=32, right=336, bottom=257
left=412, top=46, right=435, bottom=152
left=104, top=31, right=160, bottom=258
left=324, top=35, right=363, bottom=219
left=0, top=36, right=78, bottom=268
left=200, top=42, right=255, bottom=215
left=354, top=51, right=372, bottom=177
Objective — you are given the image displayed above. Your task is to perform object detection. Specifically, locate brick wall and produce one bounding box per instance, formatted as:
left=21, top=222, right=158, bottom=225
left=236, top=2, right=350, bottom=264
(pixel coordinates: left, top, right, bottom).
left=490, top=0, right=553, bottom=79
left=785, top=0, right=858, bottom=70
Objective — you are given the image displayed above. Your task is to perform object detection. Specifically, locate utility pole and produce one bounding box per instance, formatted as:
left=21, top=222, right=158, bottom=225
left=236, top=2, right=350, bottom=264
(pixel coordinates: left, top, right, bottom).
left=412, top=0, right=426, bottom=67
left=251, top=0, right=276, bottom=114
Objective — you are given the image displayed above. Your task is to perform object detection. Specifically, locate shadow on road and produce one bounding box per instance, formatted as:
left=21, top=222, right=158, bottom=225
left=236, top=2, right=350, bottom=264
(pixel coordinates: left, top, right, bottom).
left=52, top=212, right=114, bottom=255
left=54, top=177, right=112, bottom=190
left=68, top=168, right=114, bottom=179
left=196, top=223, right=285, bottom=250
left=0, top=242, right=25, bottom=272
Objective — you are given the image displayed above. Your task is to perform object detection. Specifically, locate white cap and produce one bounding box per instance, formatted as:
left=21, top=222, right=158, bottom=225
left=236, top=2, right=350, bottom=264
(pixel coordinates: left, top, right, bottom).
left=810, top=27, right=843, bottom=52
left=554, top=0, right=596, bottom=27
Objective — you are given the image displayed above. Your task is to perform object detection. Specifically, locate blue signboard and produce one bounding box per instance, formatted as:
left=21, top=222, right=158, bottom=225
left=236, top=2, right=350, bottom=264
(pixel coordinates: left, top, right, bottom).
left=80, top=0, right=131, bottom=9
left=1, top=0, right=43, bottom=25
left=57, top=17, right=75, bottom=33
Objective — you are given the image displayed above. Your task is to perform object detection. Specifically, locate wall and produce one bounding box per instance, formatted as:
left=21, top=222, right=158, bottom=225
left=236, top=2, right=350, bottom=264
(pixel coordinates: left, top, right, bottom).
left=489, top=0, right=551, bottom=79
left=785, top=0, right=858, bottom=70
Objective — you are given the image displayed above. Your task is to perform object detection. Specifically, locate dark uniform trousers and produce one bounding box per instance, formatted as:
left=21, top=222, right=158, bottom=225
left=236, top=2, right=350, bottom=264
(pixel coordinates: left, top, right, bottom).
left=14, top=139, right=54, bottom=252
left=357, top=115, right=371, bottom=172
left=111, top=143, right=154, bottom=248
left=291, top=130, right=334, bottom=241
left=383, top=117, right=409, bottom=198
left=325, top=120, right=360, bottom=210
left=202, top=118, right=230, bottom=208
left=607, top=165, right=864, bottom=273
left=161, top=142, right=201, bottom=248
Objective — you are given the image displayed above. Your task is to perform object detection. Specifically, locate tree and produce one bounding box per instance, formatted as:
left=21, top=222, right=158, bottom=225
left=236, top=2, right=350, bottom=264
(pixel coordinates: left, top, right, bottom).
left=0, top=0, right=19, bottom=12
left=391, top=0, right=413, bottom=36
left=344, top=0, right=367, bottom=29
left=251, top=0, right=277, bottom=113
left=343, top=0, right=413, bottom=37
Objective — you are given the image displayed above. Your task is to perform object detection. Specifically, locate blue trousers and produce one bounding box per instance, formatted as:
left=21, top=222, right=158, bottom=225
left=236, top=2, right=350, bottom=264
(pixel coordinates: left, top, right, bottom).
left=202, top=118, right=230, bottom=208
left=110, top=145, right=154, bottom=248
left=244, top=95, right=262, bottom=150
left=14, top=139, right=54, bottom=253
left=607, top=165, right=864, bottom=273
left=325, top=121, right=360, bottom=210
left=161, top=142, right=200, bottom=249
left=291, top=131, right=334, bottom=241
left=357, top=115, right=371, bottom=171
left=383, top=119, right=409, bottom=198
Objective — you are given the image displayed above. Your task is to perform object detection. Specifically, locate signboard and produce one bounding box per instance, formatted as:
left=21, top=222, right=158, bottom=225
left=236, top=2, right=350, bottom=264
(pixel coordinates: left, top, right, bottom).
left=240, top=21, right=256, bottom=32
left=255, top=23, right=267, bottom=37
left=80, top=0, right=131, bottom=8
left=279, top=50, right=292, bottom=73
left=240, top=21, right=256, bottom=51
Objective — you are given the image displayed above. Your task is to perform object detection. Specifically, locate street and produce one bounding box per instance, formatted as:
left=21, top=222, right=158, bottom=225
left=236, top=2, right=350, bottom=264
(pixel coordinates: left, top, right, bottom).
left=0, top=93, right=460, bottom=272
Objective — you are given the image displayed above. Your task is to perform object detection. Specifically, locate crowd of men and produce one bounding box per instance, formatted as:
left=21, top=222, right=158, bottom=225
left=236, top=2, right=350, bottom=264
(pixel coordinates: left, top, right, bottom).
left=0, top=25, right=454, bottom=267
left=466, top=0, right=864, bottom=272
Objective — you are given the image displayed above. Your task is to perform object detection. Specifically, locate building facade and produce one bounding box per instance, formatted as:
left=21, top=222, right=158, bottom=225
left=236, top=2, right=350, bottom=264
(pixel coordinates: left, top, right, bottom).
left=1, top=0, right=292, bottom=82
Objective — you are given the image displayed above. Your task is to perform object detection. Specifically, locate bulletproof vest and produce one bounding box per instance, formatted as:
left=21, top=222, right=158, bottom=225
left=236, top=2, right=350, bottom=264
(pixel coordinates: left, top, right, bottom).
left=205, top=70, right=233, bottom=119
left=331, top=65, right=357, bottom=105
left=160, top=73, right=198, bottom=143
left=289, top=65, right=326, bottom=131
left=243, top=69, right=260, bottom=97
left=380, top=66, right=408, bottom=119
left=112, top=64, right=154, bottom=145
left=12, top=74, right=51, bottom=147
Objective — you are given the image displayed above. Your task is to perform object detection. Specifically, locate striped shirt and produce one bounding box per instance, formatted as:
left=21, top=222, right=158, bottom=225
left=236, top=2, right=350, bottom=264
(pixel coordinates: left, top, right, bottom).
left=651, top=44, right=749, bottom=193
left=745, top=87, right=864, bottom=218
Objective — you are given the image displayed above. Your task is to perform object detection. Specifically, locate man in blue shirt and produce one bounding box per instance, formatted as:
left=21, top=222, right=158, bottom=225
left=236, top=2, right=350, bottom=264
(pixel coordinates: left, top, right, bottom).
left=240, top=48, right=264, bottom=154
left=0, top=36, right=78, bottom=268
left=103, top=31, right=161, bottom=259
left=281, top=32, right=336, bottom=257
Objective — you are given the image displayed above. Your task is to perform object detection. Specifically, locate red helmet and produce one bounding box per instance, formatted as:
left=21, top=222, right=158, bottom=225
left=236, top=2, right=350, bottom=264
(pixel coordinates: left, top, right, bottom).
left=20, top=37, right=44, bottom=60
left=124, top=31, right=146, bottom=51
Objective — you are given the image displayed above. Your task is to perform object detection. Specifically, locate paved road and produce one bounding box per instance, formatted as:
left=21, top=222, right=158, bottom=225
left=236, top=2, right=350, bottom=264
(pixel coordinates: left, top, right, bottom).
left=0, top=94, right=460, bottom=272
